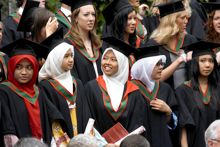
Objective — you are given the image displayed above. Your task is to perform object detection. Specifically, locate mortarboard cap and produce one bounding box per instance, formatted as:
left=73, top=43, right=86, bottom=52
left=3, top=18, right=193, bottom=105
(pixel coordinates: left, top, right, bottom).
left=155, top=0, right=185, bottom=18
left=181, top=40, right=220, bottom=58
left=102, top=0, right=133, bottom=25
left=0, top=39, right=50, bottom=59
left=201, top=2, right=220, bottom=13
left=136, top=45, right=162, bottom=60
left=70, top=0, right=93, bottom=12
left=60, top=0, right=71, bottom=7
left=102, top=36, right=137, bottom=57
left=17, top=0, right=40, bottom=32
left=40, top=27, right=64, bottom=51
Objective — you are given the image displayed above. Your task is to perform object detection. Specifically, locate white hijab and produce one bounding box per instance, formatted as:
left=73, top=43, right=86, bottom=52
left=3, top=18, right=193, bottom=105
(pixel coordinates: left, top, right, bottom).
left=131, top=55, right=166, bottom=92
left=102, top=48, right=129, bottom=111
left=38, top=42, right=74, bottom=94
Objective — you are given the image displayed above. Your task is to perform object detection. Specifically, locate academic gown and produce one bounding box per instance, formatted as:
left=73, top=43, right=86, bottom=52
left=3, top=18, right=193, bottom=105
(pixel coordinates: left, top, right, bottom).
left=39, top=78, right=90, bottom=138
left=55, top=10, right=71, bottom=35
left=85, top=76, right=150, bottom=141
left=1, top=15, right=28, bottom=47
left=0, top=83, right=67, bottom=145
left=175, top=82, right=220, bottom=147
left=132, top=80, right=178, bottom=147
left=64, top=39, right=102, bottom=85
left=145, top=34, right=197, bottom=89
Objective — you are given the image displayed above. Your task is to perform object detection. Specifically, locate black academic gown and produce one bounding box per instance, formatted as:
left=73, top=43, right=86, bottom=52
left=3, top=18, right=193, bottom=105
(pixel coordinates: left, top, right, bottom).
left=64, top=39, right=102, bottom=85
left=175, top=83, right=220, bottom=147
left=85, top=77, right=150, bottom=141
left=39, top=78, right=90, bottom=138
left=55, top=10, right=71, bottom=35
left=0, top=83, right=67, bottom=145
left=133, top=80, right=178, bottom=147
left=146, top=34, right=197, bottom=89
left=1, top=15, right=28, bottom=47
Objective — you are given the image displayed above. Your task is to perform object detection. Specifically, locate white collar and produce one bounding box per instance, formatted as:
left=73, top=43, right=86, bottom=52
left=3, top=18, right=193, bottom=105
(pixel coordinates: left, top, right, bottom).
left=17, top=7, right=24, bottom=15
left=60, top=7, right=71, bottom=21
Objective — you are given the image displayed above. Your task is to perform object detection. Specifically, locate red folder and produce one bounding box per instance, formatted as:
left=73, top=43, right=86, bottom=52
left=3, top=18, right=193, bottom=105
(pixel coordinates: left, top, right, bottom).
left=102, top=122, right=129, bottom=143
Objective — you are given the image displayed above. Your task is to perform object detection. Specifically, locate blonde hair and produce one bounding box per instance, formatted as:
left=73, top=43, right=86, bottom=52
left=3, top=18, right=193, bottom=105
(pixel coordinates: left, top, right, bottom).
left=66, top=6, right=102, bottom=49
left=150, top=9, right=190, bottom=44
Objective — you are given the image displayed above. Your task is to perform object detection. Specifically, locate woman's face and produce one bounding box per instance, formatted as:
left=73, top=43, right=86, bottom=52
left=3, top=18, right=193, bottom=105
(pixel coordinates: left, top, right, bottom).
left=198, top=54, right=214, bottom=77
left=61, top=49, right=74, bottom=71
left=102, top=50, right=118, bottom=76
left=176, top=11, right=189, bottom=32
left=213, top=10, right=220, bottom=34
left=125, top=10, right=136, bottom=35
left=14, top=59, right=34, bottom=84
left=151, top=59, right=164, bottom=80
left=76, top=5, right=96, bottom=32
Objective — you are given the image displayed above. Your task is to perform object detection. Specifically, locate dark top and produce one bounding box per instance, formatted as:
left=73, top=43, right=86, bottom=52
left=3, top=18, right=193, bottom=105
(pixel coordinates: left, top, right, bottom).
left=133, top=80, right=178, bottom=147
left=64, top=39, right=102, bottom=85
left=0, top=84, right=67, bottom=145
left=85, top=77, right=150, bottom=140
left=39, top=78, right=90, bottom=138
left=175, top=82, right=220, bottom=147
left=1, top=15, right=28, bottom=47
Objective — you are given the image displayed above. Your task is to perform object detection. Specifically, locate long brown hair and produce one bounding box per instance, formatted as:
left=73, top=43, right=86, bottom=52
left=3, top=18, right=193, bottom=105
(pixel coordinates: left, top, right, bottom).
left=206, top=11, right=220, bottom=43
left=65, top=5, right=102, bottom=49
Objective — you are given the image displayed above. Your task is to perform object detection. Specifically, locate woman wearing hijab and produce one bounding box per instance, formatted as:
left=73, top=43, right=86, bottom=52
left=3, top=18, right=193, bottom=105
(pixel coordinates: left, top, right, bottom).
left=175, top=41, right=220, bottom=147
left=85, top=37, right=149, bottom=140
left=38, top=42, right=90, bottom=140
left=0, top=39, right=67, bottom=146
left=130, top=46, right=178, bottom=147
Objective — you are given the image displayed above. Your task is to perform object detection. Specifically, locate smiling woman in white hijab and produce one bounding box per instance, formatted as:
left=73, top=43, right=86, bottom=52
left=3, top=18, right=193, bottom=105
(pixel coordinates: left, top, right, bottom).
left=85, top=36, right=150, bottom=142
left=38, top=42, right=90, bottom=144
left=130, top=46, right=178, bottom=147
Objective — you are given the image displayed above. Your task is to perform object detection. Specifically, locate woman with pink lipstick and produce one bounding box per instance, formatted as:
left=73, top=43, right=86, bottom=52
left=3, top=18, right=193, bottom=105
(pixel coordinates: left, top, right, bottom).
left=65, top=0, right=102, bottom=85
left=131, top=45, right=178, bottom=147
left=175, top=41, right=220, bottom=147
left=38, top=42, right=90, bottom=141
left=146, top=0, right=197, bottom=89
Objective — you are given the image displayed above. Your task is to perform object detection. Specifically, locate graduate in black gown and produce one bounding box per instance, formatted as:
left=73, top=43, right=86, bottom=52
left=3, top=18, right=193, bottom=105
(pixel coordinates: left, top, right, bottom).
left=64, top=0, right=102, bottom=85
left=0, top=39, right=68, bottom=146
left=175, top=41, right=220, bottom=147
left=85, top=36, right=150, bottom=141
left=146, top=0, right=197, bottom=89
left=130, top=45, right=178, bottom=147
left=1, top=0, right=39, bottom=47
left=38, top=42, right=90, bottom=140
left=55, top=0, right=72, bottom=35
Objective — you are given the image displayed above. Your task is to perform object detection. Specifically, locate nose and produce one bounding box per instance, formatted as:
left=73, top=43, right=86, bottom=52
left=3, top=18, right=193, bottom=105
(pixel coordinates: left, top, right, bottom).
left=131, top=18, right=136, bottom=25
left=21, top=68, right=28, bottom=74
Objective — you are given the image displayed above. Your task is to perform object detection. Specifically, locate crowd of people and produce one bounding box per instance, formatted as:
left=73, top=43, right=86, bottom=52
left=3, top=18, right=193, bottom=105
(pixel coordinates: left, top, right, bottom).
left=1, top=0, right=220, bottom=147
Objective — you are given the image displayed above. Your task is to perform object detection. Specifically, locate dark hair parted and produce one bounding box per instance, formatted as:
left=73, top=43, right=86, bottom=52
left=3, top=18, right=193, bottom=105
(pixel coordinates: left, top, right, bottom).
left=206, top=11, right=220, bottom=43
left=31, top=8, right=55, bottom=43
left=111, top=7, right=137, bottom=47
left=190, top=54, right=219, bottom=90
